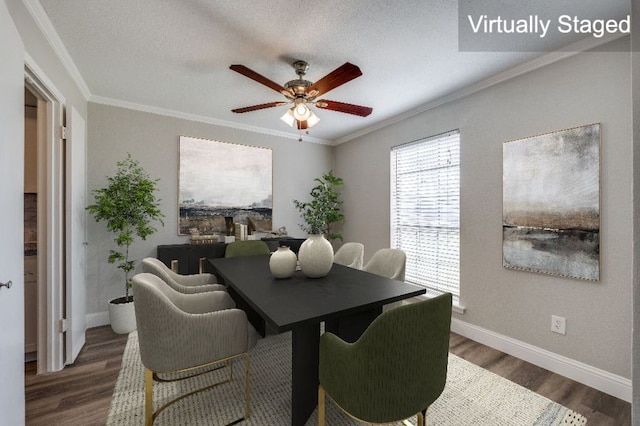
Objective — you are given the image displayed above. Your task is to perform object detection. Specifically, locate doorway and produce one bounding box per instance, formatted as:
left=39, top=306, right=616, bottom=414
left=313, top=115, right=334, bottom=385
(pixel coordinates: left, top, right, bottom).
left=24, top=87, right=38, bottom=364
left=24, top=61, right=66, bottom=374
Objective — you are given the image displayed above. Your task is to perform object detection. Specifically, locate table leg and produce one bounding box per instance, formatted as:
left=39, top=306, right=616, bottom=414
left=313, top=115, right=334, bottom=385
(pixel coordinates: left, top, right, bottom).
left=291, top=322, right=320, bottom=426
left=324, top=307, right=382, bottom=343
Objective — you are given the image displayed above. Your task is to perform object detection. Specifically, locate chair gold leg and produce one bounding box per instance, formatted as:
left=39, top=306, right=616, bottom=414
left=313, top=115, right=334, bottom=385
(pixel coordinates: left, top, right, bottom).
left=418, top=410, right=426, bottom=426
left=318, top=385, right=326, bottom=426
left=144, top=369, right=154, bottom=426
left=244, top=354, right=251, bottom=419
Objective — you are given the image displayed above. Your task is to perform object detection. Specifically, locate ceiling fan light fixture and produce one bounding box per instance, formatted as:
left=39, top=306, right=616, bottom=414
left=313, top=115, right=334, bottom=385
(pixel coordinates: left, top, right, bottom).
left=306, top=110, right=320, bottom=128
left=280, top=108, right=296, bottom=127
left=293, top=102, right=311, bottom=121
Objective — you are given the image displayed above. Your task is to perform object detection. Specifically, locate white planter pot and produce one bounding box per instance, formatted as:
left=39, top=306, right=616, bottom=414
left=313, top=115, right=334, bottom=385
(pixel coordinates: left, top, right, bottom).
left=109, top=297, right=137, bottom=334
left=269, top=246, right=298, bottom=278
left=298, top=234, right=334, bottom=278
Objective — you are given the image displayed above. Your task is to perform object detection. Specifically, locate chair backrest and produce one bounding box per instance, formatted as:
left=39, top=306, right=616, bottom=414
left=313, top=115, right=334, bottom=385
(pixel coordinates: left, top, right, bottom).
left=225, top=240, right=270, bottom=258
left=320, top=292, right=452, bottom=423
left=333, top=242, right=364, bottom=269
left=142, top=256, right=179, bottom=280
left=362, top=248, right=406, bottom=281
left=132, top=273, right=191, bottom=371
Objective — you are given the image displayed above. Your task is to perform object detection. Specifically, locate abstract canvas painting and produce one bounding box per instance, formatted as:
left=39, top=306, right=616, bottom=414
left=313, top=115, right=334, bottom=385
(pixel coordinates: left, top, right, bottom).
left=502, top=123, right=600, bottom=280
left=178, top=136, right=272, bottom=235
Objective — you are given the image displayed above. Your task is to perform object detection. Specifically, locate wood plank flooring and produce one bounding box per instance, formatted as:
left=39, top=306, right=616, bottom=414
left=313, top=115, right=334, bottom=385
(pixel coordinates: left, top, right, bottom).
left=24, top=326, right=630, bottom=425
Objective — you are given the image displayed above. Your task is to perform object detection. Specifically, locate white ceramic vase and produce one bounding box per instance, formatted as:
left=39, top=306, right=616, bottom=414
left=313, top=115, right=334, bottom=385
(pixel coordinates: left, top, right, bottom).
left=109, top=298, right=137, bottom=334
left=298, top=234, right=334, bottom=278
left=269, top=246, right=298, bottom=278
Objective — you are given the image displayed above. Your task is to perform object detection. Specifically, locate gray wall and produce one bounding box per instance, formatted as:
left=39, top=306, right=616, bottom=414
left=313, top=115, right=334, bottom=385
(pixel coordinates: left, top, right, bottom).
left=334, top=37, right=632, bottom=378
left=632, top=0, right=640, bottom=422
left=85, top=103, right=333, bottom=315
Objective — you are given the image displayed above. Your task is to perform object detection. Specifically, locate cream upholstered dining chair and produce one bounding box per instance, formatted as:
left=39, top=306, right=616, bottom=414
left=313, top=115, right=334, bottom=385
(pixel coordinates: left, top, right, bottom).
left=132, top=273, right=258, bottom=425
left=333, top=242, right=364, bottom=269
left=362, top=248, right=406, bottom=281
left=141, top=257, right=226, bottom=294
left=318, top=293, right=452, bottom=426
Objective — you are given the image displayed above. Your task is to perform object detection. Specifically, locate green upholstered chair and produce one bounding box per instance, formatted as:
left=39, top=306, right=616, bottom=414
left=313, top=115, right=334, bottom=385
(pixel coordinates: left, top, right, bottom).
left=318, top=292, right=452, bottom=426
left=225, top=240, right=271, bottom=258
left=132, top=273, right=258, bottom=426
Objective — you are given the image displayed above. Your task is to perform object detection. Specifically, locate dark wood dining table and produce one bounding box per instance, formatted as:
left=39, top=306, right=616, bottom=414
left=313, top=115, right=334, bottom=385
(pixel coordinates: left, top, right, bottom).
left=210, top=255, right=425, bottom=426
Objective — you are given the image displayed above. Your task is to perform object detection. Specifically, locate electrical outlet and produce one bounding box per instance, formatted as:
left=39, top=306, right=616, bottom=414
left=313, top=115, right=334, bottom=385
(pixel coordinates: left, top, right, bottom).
left=551, top=315, right=566, bottom=335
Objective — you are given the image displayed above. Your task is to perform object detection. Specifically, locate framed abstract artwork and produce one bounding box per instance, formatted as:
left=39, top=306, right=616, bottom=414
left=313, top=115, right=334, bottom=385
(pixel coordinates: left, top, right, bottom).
left=178, top=136, right=273, bottom=235
left=502, top=123, right=600, bottom=281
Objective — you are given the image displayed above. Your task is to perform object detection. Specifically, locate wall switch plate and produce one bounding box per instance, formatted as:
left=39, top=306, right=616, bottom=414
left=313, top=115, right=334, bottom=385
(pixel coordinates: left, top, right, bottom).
left=551, top=315, right=566, bottom=335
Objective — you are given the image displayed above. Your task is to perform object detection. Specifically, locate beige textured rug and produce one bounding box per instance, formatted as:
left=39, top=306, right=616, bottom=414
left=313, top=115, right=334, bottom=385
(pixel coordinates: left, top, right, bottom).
left=107, top=331, right=587, bottom=425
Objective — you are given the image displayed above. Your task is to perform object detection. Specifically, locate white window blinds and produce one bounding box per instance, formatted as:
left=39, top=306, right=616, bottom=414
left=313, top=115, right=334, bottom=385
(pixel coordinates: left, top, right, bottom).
left=391, top=130, right=460, bottom=299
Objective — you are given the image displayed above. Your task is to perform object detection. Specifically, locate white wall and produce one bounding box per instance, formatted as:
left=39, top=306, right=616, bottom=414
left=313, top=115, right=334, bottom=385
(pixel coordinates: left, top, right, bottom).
left=631, top=0, right=640, bottom=421
left=334, top=37, right=632, bottom=379
left=85, top=102, right=333, bottom=315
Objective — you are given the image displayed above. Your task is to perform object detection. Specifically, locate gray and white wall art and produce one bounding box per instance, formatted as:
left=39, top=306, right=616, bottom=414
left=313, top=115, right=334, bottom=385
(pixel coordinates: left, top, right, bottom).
left=502, top=123, right=600, bottom=280
left=178, top=136, right=273, bottom=235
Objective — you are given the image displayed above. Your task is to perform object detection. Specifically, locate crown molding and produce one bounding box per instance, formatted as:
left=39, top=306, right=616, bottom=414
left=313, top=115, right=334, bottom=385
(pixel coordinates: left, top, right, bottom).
left=89, top=95, right=331, bottom=145
left=22, top=0, right=91, bottom=99
left=333, top=32, right=627, bottom=145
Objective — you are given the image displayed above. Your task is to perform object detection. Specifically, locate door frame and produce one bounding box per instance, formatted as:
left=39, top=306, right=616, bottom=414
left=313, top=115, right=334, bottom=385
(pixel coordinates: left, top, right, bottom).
left=24, top=54, right=66, bottom=373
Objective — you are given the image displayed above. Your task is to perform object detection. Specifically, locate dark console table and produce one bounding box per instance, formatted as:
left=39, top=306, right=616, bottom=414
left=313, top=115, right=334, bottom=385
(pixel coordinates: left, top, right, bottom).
left=156, top=238, right=306, bottom=275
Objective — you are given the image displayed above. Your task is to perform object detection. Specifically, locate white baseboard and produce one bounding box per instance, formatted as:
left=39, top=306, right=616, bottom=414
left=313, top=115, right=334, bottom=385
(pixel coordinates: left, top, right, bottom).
left=86, top=311, right=110, bottom=329
left=451, top=318, right=632, bottom=403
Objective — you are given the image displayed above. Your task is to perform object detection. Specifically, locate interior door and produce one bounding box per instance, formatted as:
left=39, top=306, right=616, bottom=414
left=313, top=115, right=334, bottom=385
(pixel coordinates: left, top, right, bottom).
left=0, top=1, right=26, bottom=424
left=65, top=106, right=87, bottom=364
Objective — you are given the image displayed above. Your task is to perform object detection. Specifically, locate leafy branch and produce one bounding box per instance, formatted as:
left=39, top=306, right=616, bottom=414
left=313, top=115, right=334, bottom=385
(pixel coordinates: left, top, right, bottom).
left=293, top=171, right=345, bottom=242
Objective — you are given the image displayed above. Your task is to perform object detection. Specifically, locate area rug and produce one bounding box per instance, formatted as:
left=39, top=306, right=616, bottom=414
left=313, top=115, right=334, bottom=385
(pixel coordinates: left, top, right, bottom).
left=107, top=331, right=587, bottom=425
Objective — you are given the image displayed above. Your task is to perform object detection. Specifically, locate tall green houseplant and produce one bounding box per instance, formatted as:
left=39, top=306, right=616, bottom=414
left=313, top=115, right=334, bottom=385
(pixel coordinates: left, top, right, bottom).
left=293, top=170, right=345, bottom=241
left=87, top=154, right=164, bottom=303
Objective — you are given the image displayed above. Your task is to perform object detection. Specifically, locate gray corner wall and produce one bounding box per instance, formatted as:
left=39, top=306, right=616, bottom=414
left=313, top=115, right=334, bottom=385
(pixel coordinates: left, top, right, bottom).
left=334, top=37, right=632, bottom=378
left=85, top=103, right=333, bottom=315
left=632, top=0, right=640, bottom=422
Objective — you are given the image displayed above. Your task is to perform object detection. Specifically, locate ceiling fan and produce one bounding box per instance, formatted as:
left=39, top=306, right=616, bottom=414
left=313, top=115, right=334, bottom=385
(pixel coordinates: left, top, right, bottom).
left=230, top=60, right=373, bottom=133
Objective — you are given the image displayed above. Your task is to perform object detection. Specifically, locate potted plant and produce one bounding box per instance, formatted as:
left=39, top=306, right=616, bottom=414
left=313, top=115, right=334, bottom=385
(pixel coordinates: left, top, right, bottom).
left=293, top=171, right=345, bottom=277
left=293, top=170, right=345, bottom=241
left=87, top=154, right=164, bottom=334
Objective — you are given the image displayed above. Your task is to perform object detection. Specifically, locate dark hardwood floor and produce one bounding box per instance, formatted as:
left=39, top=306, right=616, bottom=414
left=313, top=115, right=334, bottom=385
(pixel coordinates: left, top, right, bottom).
left=25, top=326, right=630, bottom=425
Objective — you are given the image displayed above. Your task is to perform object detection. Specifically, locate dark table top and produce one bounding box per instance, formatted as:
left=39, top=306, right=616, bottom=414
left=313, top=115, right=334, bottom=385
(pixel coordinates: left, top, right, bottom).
left=210, top=255, right=426, bottom=333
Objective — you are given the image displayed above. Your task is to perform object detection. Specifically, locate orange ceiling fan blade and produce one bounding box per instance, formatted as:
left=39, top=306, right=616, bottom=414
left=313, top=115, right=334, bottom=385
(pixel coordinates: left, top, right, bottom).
left=230, top=64, right=291, bottom=96
left=306, top=63, right=362, bottom=98
left=315, top=99, right=372, bottom=117
left=232, top=101, right=288, bottom=113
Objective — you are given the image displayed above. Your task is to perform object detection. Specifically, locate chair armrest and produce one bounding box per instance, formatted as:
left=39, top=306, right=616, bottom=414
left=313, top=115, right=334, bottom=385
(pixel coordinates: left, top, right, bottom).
left=178, top=282, right=226, bottom=294
left=179, top=290, right=236, bottom=314
left=139, top=307, right=250, bottom=372
left=176, top=273, right=218, bottom=286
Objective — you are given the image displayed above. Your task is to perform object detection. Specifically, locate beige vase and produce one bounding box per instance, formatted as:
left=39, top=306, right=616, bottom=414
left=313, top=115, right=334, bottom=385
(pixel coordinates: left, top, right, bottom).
left=298, top=234, right=334, bottom=278
left=269, top=246, right=298, bottom=278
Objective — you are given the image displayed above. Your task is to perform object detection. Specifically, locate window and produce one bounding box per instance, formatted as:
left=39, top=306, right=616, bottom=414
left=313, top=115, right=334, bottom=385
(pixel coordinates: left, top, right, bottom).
left=391, top=130, right=460, bottom=302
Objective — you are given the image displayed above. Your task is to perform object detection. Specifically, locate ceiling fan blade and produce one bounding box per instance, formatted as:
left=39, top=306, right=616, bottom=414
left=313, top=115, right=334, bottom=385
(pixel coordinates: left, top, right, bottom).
left=232, top=101, right=288, bottom=113
left=307, top=63, right=363, bottom=97
left=315, top=100, right=373, bottom=117
left=230, top=64, right=288, bottom=94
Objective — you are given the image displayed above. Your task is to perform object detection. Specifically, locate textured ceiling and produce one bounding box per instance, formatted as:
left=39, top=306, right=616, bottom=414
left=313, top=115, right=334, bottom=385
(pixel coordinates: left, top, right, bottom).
left=35, top=0, right=629, bottom=143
